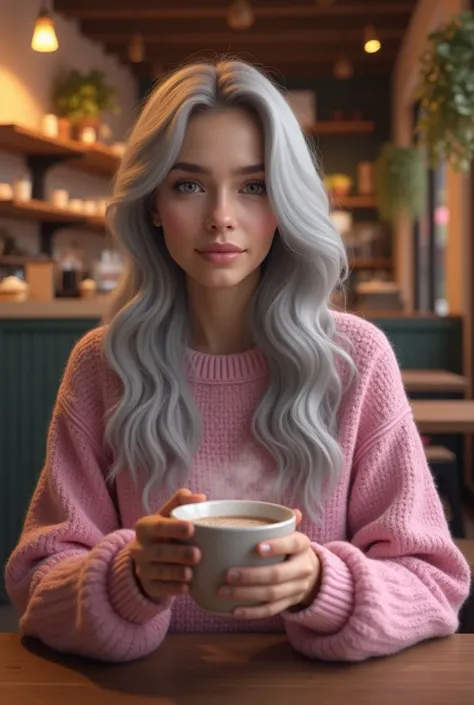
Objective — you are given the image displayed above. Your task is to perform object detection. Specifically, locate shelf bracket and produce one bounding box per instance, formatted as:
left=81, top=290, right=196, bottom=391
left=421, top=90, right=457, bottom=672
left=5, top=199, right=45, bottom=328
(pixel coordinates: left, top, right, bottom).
left=39, top=220, right=84, bottom=257
left=26, top=154, right=71, bottom=201
left=26, top=154, right=74, bottom=255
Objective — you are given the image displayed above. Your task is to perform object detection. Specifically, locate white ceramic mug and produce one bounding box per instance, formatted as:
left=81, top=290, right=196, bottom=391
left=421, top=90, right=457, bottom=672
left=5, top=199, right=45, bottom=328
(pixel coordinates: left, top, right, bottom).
left=13, top=179, right=32, bottom=202
left=69, top=199, right=83, bottom=213
left=0, top=183, right=13, bottom=200
left=51, top=189, right=69, bottom=209
left=171, top=499, right=296, bottom=614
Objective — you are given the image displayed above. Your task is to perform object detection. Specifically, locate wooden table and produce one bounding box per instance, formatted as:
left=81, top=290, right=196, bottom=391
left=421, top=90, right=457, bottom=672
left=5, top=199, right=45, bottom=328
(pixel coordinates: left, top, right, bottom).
left=402, top=369, right=468, bottom=394
left=411, top=399, right=474, bottom=433
left=1, top=633, right=473, bottom=705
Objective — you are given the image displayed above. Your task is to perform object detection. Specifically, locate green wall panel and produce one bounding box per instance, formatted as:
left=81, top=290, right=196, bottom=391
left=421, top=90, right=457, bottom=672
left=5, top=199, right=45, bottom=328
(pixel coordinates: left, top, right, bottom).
left=0, top=320, right=98, bottom=603
left=373, top=317, right=463, bottom=372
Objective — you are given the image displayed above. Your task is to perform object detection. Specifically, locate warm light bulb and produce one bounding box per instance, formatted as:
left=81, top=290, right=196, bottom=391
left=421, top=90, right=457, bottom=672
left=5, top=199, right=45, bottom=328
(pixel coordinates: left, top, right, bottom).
left=365, top=38, right=381, bottom=54
left=31, top=10, right=58, bottom=52
left=227, top=0, right=255, bottom=31
left=364, top=25, right=381, bottom=54
left=128, top=32, right=145, bottom=63
left=333, top=57, right=354, bottom=80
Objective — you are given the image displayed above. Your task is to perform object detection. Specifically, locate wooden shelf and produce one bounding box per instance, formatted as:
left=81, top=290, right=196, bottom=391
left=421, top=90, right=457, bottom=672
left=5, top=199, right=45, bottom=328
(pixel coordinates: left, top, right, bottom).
left=0, top=124, right=83, bottom=158
left=0, top=255, right=53, bottom=265
left=349, top=258, right=392, bottom=269
left=332, top=195, right=377, bottom=209
left=307, top=121, right=375, bottom=136
left=69, top=143, right=121, bottom=178
left=0, top=124, right=120, bottom=177
left=0, top=198, right=105, bottom=229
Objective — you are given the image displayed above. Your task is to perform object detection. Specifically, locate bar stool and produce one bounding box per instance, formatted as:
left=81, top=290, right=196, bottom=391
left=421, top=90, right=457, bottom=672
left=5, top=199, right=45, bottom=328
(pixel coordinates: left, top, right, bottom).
left=425, top=446, right=466, bottom=538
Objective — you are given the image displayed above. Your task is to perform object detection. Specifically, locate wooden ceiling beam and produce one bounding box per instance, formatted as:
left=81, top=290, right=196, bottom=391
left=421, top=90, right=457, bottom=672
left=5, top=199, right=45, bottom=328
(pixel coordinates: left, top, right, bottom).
left=55, top=1, right=415, bottom=21
left=80, top=16, right=410, bottom=34
left=114, top=48, right=398, bottom=66
left=90, top=29, right=404, bottom=46
left=140, top=62, right=393, bottom=79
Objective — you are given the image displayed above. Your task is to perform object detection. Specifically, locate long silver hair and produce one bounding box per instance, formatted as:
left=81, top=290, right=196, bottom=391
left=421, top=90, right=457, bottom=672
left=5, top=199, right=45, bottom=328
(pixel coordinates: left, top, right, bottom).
left=103, top=59, right=355, bottom=520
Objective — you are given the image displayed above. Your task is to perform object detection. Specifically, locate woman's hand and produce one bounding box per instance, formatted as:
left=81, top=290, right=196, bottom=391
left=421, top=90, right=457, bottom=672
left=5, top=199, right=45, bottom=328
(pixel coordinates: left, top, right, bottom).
left=218, top=510, right=322, bottom=619
left=130, top=488, right=206, bottom=601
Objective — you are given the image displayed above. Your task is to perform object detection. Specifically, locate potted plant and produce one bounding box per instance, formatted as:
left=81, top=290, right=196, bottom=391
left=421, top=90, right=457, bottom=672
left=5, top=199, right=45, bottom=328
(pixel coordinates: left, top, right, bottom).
left=374, top=143, right=426, bottom=223
left=53, top=69, right=120, bottom=141
left=324, top=173, right=354, bottom=197
left=415, top=11, right=474, bottom=172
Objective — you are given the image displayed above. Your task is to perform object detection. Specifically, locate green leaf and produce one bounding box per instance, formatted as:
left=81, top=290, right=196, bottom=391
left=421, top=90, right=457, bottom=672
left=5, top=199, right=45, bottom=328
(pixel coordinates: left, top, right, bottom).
left=416, top=11, right=474, bottom=172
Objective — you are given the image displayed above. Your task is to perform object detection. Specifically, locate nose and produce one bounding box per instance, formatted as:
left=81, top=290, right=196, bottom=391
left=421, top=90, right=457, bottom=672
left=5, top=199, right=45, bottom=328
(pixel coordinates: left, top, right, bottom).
left=205, top=193, right=237, bottom=233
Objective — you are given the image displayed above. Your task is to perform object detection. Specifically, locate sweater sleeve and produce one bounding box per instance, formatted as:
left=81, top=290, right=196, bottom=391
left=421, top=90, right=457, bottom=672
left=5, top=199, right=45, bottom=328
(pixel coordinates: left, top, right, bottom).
left=4, top=329, right=173, bottom=662
left=283, top=337, right=471, bottom=661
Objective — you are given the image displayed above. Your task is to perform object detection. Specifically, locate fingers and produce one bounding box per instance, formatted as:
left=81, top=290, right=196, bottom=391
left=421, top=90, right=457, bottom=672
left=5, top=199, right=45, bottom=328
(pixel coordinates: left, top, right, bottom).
left=137, top=563, right=193, bottom=584
left=136, top=515, right=194, bottom=544
left=141, top=580, right=191, bottom=599
left=233, top=597, right=297, bottom=620
left=293, top=509, right=303, bottom=528
left=219, top=579, right=308, bottom=610
left=158, top=488, right=207, bottom=518
left=257, top=531, right=311, bottom=558
left=225, top=550, right=313, bottom=588
left=132, top=542, right=201, bottom=567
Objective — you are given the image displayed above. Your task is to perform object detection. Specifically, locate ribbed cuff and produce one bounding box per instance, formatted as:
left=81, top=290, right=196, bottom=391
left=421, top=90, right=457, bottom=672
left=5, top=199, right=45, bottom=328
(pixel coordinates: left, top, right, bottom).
left=283, top=543, right=354, bottom=634
left=107, top=531, right=173, bottom=625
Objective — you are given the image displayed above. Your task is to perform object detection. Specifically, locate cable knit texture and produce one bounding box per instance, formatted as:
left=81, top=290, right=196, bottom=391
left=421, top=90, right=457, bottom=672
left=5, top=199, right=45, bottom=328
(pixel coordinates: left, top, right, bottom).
left=4, top=312, right=471, bottom=662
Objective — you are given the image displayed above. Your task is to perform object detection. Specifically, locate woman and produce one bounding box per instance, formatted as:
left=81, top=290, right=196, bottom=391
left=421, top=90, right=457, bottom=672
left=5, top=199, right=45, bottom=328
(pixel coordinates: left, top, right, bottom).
left=5, top=59, right=470, bottom=663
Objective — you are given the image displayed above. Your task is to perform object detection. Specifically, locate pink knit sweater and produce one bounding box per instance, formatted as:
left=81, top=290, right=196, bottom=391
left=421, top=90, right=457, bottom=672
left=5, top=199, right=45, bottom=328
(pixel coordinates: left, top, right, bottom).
left=5, top=312, right=470, bottom=663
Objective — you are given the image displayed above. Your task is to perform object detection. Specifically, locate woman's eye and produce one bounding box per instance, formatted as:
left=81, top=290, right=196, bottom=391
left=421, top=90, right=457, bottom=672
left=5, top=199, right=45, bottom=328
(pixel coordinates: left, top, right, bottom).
left=242, top=181, right=266, bottom=195
left=174, top=180, right=203, bottom=194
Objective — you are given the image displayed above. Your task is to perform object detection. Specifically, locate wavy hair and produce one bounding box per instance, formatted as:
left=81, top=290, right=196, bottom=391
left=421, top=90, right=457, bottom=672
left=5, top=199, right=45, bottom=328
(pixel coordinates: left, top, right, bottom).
left=103, top=59, right=355, bottom=520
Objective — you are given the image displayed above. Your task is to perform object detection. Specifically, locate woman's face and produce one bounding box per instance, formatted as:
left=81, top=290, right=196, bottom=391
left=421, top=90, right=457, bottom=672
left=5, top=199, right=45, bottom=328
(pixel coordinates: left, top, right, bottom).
left=155, top=108, right=277, bottom=292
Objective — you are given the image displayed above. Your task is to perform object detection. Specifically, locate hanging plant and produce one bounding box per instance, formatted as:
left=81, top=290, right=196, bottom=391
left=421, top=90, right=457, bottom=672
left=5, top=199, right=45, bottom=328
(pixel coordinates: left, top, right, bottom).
left=415, top=11, right=474, bottom=172
left=374, top=143, right=426, bottom=223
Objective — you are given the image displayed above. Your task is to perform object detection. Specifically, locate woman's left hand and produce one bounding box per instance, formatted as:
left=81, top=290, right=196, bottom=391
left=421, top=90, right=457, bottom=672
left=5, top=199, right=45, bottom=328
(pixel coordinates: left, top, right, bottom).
left=219, top=510, right=322, bottom=619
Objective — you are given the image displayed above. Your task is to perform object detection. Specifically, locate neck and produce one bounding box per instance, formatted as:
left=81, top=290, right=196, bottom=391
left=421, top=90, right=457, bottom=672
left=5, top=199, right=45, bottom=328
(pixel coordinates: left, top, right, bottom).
left=186, top=274, right=259, bottom=354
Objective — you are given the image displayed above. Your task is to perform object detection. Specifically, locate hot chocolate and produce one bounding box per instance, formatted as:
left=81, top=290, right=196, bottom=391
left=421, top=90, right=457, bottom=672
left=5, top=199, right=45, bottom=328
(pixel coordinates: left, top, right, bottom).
left=193, top=515, right=276, bottom=527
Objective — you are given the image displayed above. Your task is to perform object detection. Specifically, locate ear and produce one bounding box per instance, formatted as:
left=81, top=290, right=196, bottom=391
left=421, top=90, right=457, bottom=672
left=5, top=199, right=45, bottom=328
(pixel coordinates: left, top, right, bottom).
left=150, top=210, right=161, bottom=227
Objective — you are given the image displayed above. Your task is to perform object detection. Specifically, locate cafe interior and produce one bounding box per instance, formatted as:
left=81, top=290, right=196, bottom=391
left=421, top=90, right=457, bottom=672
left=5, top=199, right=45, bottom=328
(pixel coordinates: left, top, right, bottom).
left=1, top=0, right=474, bottom=699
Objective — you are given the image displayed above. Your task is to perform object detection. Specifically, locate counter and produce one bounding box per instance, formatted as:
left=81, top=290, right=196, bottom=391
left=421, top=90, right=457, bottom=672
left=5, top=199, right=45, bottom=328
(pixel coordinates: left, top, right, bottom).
left=0, top=296, right=110, bottom=319
left=0, top=299, right=458, bottom=321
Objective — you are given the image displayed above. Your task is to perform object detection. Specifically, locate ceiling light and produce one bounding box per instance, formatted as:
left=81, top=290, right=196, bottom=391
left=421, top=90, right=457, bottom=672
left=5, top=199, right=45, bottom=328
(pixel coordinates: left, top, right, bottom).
left=128, top=32, right=145, bottom=63
left=364, top=24, right=381, bottom=54
left=31, top=2, right=58, bottom=53
left=227, top=0, right=255, bottom=31
left=333, top=57, right=354, bottom=80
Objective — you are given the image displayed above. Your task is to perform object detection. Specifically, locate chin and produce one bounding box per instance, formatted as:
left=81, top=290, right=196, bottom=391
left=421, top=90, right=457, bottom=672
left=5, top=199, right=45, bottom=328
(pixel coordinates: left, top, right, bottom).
left=192, top=274, right=247, bottom=289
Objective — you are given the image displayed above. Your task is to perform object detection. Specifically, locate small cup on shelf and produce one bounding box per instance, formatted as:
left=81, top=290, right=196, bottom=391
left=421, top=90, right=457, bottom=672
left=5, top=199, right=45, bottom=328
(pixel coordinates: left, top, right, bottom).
left=51, top=189, right=69, bottom=209
left=41, top=113, right=59, bottom=139
left=0, top=183, right=13, bottom=200
left=79, top=278, right=98, bottom=299
left=69, top=199, right=84, bottom=214
left=83, top=200, right=98, bottom=216
left=12, top=178, right=32, bottom=202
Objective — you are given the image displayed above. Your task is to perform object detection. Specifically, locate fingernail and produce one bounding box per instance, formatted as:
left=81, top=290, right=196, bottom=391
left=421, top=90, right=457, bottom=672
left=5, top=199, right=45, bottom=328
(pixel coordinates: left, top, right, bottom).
left=185, top=548, right=195, bottom=560
left=228, top=570, right=241, bottom=583
left=260, top=543, right=271, bottom=554
left=219, top=586, right=232, bottom=596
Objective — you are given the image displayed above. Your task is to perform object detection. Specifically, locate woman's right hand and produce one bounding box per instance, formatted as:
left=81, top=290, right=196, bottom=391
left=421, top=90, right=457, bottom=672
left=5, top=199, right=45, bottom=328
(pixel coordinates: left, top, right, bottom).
left=130, top=488, right=206, bottom=601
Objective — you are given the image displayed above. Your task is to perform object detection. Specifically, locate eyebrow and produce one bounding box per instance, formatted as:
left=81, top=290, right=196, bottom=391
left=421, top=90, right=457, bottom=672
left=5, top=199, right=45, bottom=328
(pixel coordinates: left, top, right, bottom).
left=170, top=161, right=265, bottom=175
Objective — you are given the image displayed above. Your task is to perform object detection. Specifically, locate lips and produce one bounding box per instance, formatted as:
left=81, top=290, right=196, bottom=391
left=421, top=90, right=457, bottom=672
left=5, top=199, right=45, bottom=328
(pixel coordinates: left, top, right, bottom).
left=195, top=244, right=245, bottom=264
left=196, top=243, right=245, bottom=254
